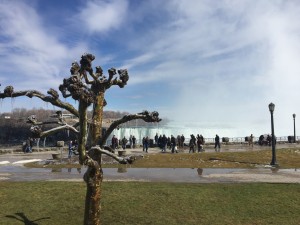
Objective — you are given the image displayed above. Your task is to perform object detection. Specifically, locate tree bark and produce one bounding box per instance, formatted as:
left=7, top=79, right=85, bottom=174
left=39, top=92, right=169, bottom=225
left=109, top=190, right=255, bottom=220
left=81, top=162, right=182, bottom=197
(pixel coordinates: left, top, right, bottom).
left=83, top=92, right=105, bottom=225
left=78, top=100, right=88, bottom=164
left=90, top=92, right=105, bottom=146
left=83, top=154, right=103, bottom=225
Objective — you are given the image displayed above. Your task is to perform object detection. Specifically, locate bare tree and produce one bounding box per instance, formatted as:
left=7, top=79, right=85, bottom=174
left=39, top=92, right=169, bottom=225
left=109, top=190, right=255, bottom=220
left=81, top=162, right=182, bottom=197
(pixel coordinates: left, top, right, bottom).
left=0, top=53, right=161, bottom=225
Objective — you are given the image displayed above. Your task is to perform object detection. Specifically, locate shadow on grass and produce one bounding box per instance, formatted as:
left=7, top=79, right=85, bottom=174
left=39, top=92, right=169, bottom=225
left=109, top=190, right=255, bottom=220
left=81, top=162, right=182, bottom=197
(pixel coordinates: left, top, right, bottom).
left=5, top=212, right=50, bottom=225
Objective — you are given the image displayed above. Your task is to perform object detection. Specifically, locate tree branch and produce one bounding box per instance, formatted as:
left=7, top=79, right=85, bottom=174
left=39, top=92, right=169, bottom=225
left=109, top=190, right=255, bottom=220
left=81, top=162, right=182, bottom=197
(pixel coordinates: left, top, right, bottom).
left=0, top=87, right=79, bottom=117
left=29, top=124, right=79, bottom=139
left=90, top=146, right=135, bottom=164
left=100, top=110, right=161, bottom=146
left=40, top=124, right=79, bottom=138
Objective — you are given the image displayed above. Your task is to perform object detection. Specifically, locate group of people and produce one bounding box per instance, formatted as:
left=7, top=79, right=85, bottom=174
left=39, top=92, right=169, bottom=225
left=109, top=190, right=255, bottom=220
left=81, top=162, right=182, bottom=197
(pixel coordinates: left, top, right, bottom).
left=258, top=134, right=276, bottom=146
left=154, top=133, right=222, bottom=153
left=157, top=134, right=178, bottom=153
left=110, top=133, right=241, bottom=154
left=154, top=133, right=205, bottom=153
left=154, top=134, right=186, bottom=150
left=189, top=134, right=206, bottom=153
left=111, top=135, right=137, bottom=151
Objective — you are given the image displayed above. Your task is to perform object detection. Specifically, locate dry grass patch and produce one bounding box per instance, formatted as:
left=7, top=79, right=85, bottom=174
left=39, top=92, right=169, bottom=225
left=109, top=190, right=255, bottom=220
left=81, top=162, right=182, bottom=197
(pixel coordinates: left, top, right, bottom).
left=130, top=148, right=300, bottom=168
left=24, top=148, right=300, bottom=169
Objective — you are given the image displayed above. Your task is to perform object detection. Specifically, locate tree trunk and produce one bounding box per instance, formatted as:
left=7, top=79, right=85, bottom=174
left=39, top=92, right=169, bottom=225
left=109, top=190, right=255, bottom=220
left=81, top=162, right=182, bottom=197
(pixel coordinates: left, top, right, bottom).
left=83, top=93, right=105, bottom=225
left=83, top=159, right=103, bottom=225
left=90, top=92, right=105, bottom=146
left=78, top=100, right=88, bottom=164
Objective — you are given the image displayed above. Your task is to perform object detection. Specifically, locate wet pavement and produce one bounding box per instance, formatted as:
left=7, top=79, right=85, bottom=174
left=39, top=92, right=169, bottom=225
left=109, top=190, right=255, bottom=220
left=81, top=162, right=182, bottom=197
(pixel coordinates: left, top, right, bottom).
left=0, top=147, right=300, bottom=183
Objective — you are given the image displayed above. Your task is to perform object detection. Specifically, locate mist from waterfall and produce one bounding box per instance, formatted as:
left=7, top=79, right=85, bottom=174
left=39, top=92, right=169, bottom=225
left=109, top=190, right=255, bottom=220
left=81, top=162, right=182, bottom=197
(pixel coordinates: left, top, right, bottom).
left=108, top=120, right=268, bottom=145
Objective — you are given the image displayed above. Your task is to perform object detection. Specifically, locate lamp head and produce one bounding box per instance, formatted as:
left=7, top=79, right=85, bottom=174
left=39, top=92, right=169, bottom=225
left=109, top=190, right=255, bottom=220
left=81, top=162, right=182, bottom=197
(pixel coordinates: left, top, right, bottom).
left=268, top=102, right=275, bottom=112
left=293, top=113, right=296, bottom=118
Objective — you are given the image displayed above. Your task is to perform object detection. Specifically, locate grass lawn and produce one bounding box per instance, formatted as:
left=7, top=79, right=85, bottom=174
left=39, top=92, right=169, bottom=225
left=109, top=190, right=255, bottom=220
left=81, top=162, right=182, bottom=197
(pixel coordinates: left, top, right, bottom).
left=25, top=148, right=300, bottom=169
left=0, top=181, right=299, bottom=225
left=112, top=148, right=300, bottom=168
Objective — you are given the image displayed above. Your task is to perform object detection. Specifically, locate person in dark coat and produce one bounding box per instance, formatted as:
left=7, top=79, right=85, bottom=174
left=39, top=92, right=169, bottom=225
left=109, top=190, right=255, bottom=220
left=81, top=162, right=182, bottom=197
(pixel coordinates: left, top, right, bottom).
left=132, top=136, right=136, bottom=148
left=189, top=134, right=196, bottom=153
left=143, top=136, right=149, bottom=153
left=170, top=135, right=177, bottom=153
left=197, top=134, right=204, bottom=152
left=111, top=135, right=118, bottom=151
left=25, top=138, right=33, bottom=153
left=161, top=135, right=167, bottom=152
left=68, top=140, right=73, bottom=158
left=121, top=136, right=128, bottom=150
left=154, top=133, right=158, bottom=145
left=214, top=134, right=220, bottom=151
left=180, top=134, right=185, bottom=148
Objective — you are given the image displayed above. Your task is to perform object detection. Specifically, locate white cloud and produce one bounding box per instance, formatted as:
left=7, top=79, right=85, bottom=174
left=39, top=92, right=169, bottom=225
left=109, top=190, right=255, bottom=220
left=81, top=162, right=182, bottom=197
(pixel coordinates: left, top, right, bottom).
left=79, top=0, right=129, bottom=33
left=0, top=1, right=87, bottom=91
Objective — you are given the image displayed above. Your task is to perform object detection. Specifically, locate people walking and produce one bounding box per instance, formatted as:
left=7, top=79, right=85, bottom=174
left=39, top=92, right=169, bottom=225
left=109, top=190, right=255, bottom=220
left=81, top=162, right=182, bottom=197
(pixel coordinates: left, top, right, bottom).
left=142, top=137, right=146, bottom=151
left=177, top=135, right=181, bottom=148
left=189, top=134, right=196, bottom=153
left=214, top=134, right=221, bottom=151
left=25, top=138, right=32, bottom=153
left=161, top=134, right=167, bottom=152
left=170, top=135, right=177, bottom=153
left=121, top=136, right=128, bottom=150
left=111, top=135, right=118, bottom=152
left=68, top=140, right=73, bottom=159
left=154, top=133, right=158, bottom=146
left=72, top=139, right=79, bottom=155
left=180, top=134, right=185, bottom=148
left=129, top=135, right=133, bottom=149
left=200, top=135, right=205, bottom=151
left=158, top=135, right=162, bottom=149
left=249, top=134, right=254, bottom=148
left=132, top=135, right=136, bottom=148
left=197, top=134, right=204, bottom=152
left=143, top=136, right=149, bottom=153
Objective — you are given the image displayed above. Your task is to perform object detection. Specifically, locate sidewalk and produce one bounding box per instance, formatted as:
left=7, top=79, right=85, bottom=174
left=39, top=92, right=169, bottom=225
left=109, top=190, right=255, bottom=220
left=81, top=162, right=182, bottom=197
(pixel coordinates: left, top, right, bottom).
left=1, top=141, right=300, bottom=155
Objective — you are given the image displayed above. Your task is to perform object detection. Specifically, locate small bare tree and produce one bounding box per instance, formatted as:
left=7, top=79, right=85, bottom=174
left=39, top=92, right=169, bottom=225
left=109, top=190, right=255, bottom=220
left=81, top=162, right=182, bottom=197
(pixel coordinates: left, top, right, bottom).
left=0, top=53, right=161, bottom=225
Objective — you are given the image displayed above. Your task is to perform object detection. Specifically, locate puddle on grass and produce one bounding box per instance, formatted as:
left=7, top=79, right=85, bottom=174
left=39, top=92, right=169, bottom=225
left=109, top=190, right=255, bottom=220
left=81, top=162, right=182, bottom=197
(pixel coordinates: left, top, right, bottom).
left=0, top=165, right=298, bottom=182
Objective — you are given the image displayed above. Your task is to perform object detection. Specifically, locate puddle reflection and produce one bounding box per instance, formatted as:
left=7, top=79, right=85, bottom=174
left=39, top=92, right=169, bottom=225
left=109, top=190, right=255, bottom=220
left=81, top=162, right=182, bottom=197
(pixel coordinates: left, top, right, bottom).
left=52, top=168, right=62, bottom=173
left=0, top=165, right=299, bottom=182
left=117, top=167, right=127, bottom=173
left=197, top=168, right=203, bottom=176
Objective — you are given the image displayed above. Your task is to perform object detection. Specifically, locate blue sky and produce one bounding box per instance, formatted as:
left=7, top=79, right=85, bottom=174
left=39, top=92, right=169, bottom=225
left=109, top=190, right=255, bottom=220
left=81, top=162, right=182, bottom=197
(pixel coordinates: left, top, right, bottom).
left=1, top=0, right=300, bottom=137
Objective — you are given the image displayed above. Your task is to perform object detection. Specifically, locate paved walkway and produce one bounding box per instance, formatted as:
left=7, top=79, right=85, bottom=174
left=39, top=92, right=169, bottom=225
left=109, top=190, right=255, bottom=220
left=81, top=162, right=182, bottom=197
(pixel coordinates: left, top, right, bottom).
left=0, top=144, right=299, bottom=183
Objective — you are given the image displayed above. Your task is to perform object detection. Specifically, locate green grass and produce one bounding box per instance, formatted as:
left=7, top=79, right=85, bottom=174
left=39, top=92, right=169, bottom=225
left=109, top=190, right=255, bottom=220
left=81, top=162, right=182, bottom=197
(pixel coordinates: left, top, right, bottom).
left=0, top=181, right=299, bottom=225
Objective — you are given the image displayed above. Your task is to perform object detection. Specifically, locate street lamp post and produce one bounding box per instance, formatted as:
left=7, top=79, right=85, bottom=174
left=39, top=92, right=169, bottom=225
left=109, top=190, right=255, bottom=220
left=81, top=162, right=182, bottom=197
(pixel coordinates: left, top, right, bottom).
left=268, top=103, right=277, bottom=166
left=293, top=114, right=296, bottom=143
